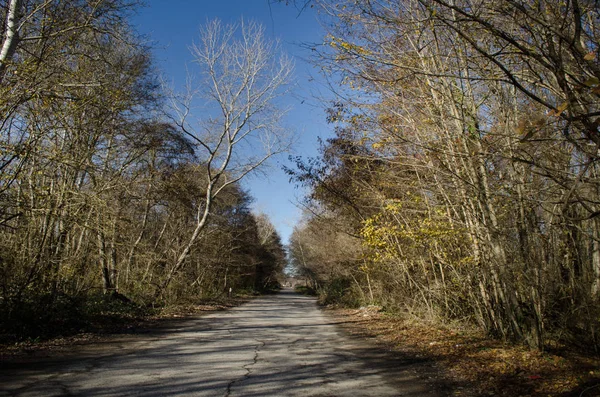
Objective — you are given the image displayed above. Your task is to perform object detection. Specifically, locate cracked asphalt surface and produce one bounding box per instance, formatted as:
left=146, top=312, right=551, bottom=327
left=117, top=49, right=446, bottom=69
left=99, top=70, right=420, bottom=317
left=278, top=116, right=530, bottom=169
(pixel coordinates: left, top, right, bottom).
left=1, top=290, right=443, bottom=396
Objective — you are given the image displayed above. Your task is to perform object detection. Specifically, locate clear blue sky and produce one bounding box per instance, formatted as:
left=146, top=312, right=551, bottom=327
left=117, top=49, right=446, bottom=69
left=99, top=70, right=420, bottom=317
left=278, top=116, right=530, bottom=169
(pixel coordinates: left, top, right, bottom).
left=132, top=1, right=333, bottom=244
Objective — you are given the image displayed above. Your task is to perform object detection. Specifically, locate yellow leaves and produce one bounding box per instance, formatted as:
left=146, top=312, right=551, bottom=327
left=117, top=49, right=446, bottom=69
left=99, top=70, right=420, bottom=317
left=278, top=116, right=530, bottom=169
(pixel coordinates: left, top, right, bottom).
left=556, top=101, right=569, bottom=113
left=584, top=52, right=596, bottom=61
left=349, top=114, right=363, bottom=124
left=359, top=200, right=471, bottom=267
left=547, top=101, right=568, bottom=117
left=368, top=135, right=394, bottom=152
left=517, top=114, right=548, bottom=141
left=327, top=34, right=371, bottom=56
left=577, top=75, right=600, bottom=96
left=458, top=255, right=476, bottom=266
left=383, top=200, right=402, bottom=213
left=360, top=215, right=394, bottom=260
left=583, top=77, right=600, bottom=87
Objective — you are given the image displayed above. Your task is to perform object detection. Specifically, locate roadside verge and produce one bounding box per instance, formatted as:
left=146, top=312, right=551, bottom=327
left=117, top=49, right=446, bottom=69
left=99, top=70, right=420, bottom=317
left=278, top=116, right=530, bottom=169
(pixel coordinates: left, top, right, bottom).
left=324, top=306, right=600, bottom=397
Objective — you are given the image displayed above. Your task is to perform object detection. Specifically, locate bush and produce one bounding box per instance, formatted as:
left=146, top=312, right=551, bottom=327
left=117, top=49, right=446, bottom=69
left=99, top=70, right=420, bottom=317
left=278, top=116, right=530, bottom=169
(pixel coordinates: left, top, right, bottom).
left=318, top=277, right=361, bottom=307
left=295, top=285, right=317, bottom=295
left=0, top=291, right=151, bottom=344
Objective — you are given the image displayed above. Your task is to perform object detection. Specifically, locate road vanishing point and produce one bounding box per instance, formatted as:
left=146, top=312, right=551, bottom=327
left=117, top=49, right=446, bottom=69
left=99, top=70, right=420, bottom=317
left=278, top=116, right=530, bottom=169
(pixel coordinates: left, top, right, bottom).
left=1, top=290, right=444, bottom=396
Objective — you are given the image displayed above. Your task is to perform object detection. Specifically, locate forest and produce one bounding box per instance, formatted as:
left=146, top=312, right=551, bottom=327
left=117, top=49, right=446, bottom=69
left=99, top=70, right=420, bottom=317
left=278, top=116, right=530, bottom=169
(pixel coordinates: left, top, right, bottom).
left=2, top=0, right=600, bottom=358
left=0, top=1, right=287, bottom=340
left=288, top=0, right=600, bottom=351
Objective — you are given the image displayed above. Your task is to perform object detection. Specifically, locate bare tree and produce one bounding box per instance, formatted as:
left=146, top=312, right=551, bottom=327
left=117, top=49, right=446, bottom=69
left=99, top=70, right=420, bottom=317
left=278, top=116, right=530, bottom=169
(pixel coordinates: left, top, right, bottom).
left=155, top=19, right=294, bottom=299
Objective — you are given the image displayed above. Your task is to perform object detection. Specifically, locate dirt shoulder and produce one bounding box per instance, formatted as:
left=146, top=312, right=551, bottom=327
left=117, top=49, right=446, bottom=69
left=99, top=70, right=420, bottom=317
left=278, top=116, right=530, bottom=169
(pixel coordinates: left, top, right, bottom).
left=325, top=306, right=600, bottom=397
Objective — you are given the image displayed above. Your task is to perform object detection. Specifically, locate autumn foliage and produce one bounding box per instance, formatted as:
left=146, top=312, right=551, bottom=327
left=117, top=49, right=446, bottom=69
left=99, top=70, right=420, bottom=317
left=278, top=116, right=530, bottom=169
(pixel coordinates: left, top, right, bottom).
left=289, top=0, right=600, bottom=352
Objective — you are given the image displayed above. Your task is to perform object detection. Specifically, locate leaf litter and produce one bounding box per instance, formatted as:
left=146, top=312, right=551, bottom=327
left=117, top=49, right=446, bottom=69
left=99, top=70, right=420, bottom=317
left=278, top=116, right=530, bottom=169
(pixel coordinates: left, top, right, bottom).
left=327, top=306, right=600, bottom=397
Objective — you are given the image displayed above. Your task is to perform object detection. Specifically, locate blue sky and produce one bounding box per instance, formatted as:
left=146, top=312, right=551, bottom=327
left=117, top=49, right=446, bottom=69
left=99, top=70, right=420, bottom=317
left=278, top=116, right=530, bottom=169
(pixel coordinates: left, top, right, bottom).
left=132, top=1, right=333, bottom=244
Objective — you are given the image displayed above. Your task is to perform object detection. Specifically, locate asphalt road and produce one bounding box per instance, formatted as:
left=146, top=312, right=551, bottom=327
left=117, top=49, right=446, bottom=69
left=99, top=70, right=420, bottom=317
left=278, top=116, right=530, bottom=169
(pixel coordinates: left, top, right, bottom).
left=1, top=290, right=444, bottom=396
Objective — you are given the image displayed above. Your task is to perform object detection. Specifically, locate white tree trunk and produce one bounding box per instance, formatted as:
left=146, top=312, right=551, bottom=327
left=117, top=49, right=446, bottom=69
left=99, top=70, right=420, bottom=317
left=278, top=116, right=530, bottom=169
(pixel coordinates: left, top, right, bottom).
left=0, top=0, right=22, bottom=78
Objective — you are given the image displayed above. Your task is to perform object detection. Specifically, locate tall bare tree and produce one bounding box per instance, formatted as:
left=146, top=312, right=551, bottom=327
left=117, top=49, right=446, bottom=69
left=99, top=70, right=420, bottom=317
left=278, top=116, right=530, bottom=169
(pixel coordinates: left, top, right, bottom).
left=155, top=19, right=294, bottom=299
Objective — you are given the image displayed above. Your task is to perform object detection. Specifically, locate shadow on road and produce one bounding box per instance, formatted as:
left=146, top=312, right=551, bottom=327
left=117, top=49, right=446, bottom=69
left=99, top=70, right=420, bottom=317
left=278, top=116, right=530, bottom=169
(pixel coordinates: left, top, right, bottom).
left=1, top=290, right=452, bottom=397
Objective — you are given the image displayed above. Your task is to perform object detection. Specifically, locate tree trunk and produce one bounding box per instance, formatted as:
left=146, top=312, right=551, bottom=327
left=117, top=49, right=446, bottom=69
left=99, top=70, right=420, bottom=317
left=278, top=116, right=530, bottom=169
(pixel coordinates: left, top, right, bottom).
left=153, top=185, right=214, bottom=301
left=0, top=0, right=22, bottom=80
left=98, top=231, right=113, bottom=293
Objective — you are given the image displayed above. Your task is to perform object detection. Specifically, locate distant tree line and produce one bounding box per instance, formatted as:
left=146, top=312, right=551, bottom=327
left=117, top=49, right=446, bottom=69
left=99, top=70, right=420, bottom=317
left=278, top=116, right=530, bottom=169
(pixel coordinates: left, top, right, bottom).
left=0, top=0, right=287, bottom=339
left=288, top=0, right=600, bottom=350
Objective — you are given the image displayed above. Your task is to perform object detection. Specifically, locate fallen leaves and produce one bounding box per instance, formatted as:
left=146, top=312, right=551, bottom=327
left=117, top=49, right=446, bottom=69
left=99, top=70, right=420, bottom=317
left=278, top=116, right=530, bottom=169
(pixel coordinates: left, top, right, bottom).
left=327, top=307, right=600, bottom=397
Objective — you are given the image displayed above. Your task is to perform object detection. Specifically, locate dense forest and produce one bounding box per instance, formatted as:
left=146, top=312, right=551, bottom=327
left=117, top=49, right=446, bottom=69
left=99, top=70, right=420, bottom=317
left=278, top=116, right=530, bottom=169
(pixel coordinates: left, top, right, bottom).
left=2, top=0, right=600, bottom=356
left=0, top=1, right=287, bottom=339
left=288, top=0, right=600, bottom=351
